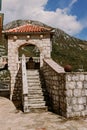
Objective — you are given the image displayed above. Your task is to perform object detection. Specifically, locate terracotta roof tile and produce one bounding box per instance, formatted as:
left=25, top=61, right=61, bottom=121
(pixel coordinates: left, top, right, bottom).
left=5, top=24, right=51, bottom=33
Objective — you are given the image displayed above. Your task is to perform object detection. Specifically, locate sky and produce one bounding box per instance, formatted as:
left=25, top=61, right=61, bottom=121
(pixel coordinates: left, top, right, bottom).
left=0, top=0, right=87, bottom=40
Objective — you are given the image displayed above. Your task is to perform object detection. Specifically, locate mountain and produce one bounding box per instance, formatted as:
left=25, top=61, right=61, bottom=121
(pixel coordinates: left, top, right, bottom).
left=1, top=19, right=87, bottom=71
left=52, top=29, right=87, bottom=71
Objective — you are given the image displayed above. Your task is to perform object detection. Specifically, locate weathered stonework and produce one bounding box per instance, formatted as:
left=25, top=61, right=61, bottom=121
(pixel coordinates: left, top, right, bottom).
left=43, top=59, right=87, bottom=118
left=66, top=72, right=87, bottom=118
left=42, top=59, right=66, bottom=116
left=7, top=34, right=52, bottom=102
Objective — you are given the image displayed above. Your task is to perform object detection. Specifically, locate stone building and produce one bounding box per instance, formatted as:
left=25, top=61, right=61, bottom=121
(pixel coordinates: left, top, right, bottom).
left=4, top=24, right=53, bottom=102
left=3, top=23, right=87, bottom=118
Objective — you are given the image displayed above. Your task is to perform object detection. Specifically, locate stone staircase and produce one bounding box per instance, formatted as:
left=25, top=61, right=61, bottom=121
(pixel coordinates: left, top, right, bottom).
left=27, top=69, right=47, bottom=112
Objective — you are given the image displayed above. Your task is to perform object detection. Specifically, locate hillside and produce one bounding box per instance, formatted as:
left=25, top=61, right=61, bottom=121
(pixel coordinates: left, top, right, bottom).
left=1, top=19, right=87, bottom=71
left=52, top=29, right=87, bottom=71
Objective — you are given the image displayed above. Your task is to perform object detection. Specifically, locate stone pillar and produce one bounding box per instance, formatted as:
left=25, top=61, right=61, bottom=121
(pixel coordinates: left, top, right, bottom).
left=8, top=40, right=19, bottom=100
left=40, top=53, right=44, bottom=67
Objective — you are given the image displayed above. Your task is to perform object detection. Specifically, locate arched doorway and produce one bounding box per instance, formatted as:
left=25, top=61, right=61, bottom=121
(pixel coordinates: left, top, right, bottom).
left=18, top=44, right=40, bottom=69
left=4, top=23, right=52, bottom=101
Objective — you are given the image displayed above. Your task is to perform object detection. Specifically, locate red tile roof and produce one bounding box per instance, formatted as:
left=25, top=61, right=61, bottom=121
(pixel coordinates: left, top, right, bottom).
left=5, top=24, right=51, bottom=33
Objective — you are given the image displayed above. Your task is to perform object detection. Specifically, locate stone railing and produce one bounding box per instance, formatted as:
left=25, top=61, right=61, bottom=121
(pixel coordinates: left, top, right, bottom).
left=21, top=54, right=29, bottom=112
left=42, top=58, right=66, bottom=116
left=43, top=58, right=87, bottom=118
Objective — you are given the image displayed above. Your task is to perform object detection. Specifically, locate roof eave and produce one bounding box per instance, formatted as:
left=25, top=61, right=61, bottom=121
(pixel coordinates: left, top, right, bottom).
left=3, top=31, right=53, bottom=36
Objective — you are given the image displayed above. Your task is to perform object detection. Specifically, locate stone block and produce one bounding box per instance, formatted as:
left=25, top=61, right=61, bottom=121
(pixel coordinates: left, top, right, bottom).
left=74, top=112, right=81, bottom=117
left=73, top=89, right=81, bottom=97
left=78, top=105, right=84, bottom=111
left=77, top=97, right=86, bottom=104
left=83, top=81, right=87, bottom=89
left=73, top=105, right=79, bottom=112
left=65, top=90, right=73, bottom=97
left=76, top=82, right=83, bottom=89
left=82, top=89, right=85, bottom=96
left=72, top=97, right=77, bottom=105
left=81, top=111, right=86, bottom=116
left=72, top=74, right=79, bottom=81
left=66, top=97, right=72, bottom=105
left=79, top=74, right=84, bottom=81
left=84, top=74, right=87, bottom=80
left=66, top=81, right=76, bottom=89
left=66, top=75, right=72, bottom=81
left=85, top=90, right=87, bottom=96
left=67, top=106, right=72, bottom=113
left=66, top=112, right=74, bottom=118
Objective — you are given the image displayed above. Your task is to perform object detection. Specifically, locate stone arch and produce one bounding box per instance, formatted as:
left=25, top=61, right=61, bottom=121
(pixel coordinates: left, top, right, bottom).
left=8, top=36, right=51, bottom=100
left=18, top=42, right=41, bottom=52
left=18, top=42, right=41, bottom=69
left=17, top=41, right=43, bottom=68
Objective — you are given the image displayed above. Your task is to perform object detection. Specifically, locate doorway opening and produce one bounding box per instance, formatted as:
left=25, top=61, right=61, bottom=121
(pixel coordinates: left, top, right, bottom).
left=18, top=44, right=40, bottom=69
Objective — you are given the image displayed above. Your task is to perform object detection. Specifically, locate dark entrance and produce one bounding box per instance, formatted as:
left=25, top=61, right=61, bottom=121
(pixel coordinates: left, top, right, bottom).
left=26, top=57, right=40, bottom=69
left=18, top=44, right=40, bottom=69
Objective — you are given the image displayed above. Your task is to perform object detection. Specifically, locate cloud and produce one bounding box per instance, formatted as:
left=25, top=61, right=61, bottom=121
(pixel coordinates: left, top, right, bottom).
left=64, top=0, right=78, bottom=13
left=80, top=16, right=87, bottom=29
left=2, top=0, right=83, bottom=35
left=69, top=0, right=78, bottom=8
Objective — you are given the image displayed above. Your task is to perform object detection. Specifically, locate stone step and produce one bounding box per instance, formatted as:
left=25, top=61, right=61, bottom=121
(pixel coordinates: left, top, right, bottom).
left=27, top=70, right=39, bottom=76
left=28, top=99, right=45, bottom=104
left=27, top=82, right=41, bottom=86
left=28, top=102, right=46, bottom=107
left=28, top=94, right=43, bottom=99
left=27, top=79, right=40, bottom=83
left=28, top=89, right=42, bottom=94
left=27, top=75, right=40, bottom=78
left=28, top=98, right=44, bottom=102
left=26, top=69, right=47, bottom=113
left=27, top=76, right=40, bottom=79
left=28, top=86, right=41, bottom=90
left=29, top=106, right=48, bottom=112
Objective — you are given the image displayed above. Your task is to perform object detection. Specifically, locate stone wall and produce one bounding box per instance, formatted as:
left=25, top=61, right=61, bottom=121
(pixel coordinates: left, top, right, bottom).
left=42, top=59, right=66, bottom=116
left=43, top=59, right=87, bottom=118
left=12, top=65, right=22, bottom=109
left=66, top=73, right=87, bottom=118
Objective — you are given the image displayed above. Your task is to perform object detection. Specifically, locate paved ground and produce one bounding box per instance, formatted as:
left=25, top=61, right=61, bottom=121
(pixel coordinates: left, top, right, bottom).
left=0, top=97, right=87, bottom=130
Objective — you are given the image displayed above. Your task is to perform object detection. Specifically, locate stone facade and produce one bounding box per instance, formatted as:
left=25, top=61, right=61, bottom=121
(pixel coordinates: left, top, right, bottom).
left=43, top=59, right=87, bottom=118
left=7, top=34, right=52, bottom=100
left=12, top=65, right=22, bottom=109
left=42, top=59, right=66, bottom=116
left=66, top=73, right=87, bottom=118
